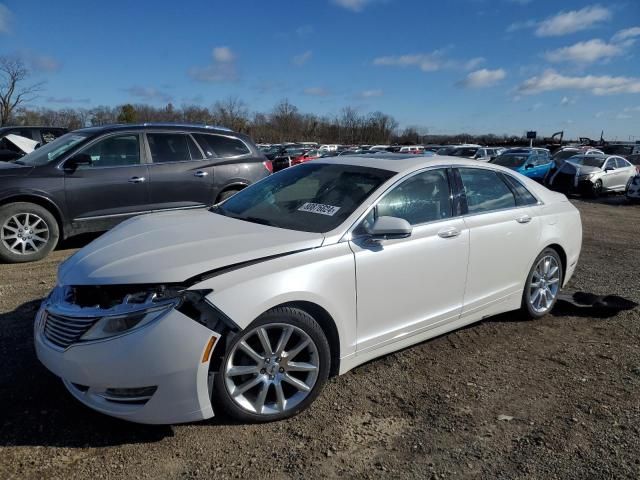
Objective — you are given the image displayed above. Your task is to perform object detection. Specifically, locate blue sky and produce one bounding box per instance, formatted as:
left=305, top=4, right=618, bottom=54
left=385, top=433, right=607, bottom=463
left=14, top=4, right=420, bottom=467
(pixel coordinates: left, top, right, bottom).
left=0, top=0, right=639, bottom=139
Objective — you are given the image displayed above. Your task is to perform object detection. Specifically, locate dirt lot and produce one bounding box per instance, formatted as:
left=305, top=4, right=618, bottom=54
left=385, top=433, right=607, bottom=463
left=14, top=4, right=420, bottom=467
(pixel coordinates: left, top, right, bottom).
left=0, top=197, right=639, bottom=480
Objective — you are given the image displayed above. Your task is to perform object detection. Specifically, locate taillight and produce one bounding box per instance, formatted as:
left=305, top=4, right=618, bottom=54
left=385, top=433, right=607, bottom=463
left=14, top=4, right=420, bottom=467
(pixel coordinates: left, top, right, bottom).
left=263, top=160, right=273, bottom=173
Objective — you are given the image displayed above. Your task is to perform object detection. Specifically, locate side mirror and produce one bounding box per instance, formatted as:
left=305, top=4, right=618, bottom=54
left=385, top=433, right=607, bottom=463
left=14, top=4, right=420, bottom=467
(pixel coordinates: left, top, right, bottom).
left=525, top=163, right=535, bottom=169
left=368, top=216, right=412, bottom=240
left=604, top=166, right=614, bottom=172
left=64, top=153, right=92, bottom=171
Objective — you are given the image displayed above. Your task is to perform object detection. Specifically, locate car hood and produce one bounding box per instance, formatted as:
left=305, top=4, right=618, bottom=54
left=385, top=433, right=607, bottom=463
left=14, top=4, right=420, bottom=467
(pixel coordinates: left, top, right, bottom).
left=0, top=162, right=33, bottom=176
left=58, top=209, right=325, bottom=285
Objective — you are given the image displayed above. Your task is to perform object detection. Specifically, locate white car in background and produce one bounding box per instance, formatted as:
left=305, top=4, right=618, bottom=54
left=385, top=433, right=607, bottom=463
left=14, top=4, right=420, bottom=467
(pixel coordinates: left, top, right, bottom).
left=35, top=155, right=582, bottom=424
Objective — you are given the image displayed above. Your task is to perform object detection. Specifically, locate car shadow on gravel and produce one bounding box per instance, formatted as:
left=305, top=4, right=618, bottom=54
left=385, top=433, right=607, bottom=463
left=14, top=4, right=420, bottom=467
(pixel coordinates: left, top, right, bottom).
left=0, top=299, right=174, bottom=448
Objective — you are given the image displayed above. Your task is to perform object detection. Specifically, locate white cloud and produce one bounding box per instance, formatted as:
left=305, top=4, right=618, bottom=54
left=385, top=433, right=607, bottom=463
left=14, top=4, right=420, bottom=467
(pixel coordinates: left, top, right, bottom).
left=507, top=5, right=612, bottom=37
left=331, top=0, right=371, bottom=12
left=189, top=46, right=238, bottom=83
left=616, top=113, right=632, bottom=119
left=594, top=111, right=604, bottom=118
left=529, top=102, right=544, bottom=111
left=296, top=25, right=314, bottom=36
left=45, top=96, right=91, bottom=104
left=358, top=89, right=383, bottom=98
left=560, top=96, right=576, bottom=106
left=518, top=69, right=640, bottom=95
left=292, top=50, right=312, bottom=66
left=544, top=39, right=622, bottom=64
left=536, top=5, right=611, bottom=37
left=373, top=50, right=484, bottom=72
left=612, top=26, right=640, bottom=44
left=0, top=4, right=11, bottom=34
left=459, top=68, right=506, bottom=88
left=624, top=106, right=640, bottom=112
left=212, top=46, right=235, bottom=63
left=303, top=87, right=330, bottom=96
left=124, top=86, right=173, bottom=103
left=506, top=0, right=533, bottom=5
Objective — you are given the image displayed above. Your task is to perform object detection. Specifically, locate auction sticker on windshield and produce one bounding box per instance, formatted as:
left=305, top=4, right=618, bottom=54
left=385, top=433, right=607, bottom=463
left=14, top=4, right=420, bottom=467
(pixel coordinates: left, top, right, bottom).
left=298, top=202, right=341, bottom=216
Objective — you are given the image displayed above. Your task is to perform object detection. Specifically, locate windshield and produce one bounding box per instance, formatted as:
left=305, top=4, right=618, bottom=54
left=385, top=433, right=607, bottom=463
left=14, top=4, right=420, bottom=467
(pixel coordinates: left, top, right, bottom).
left=567, top=156, right=606, bottom=168
left=493, top=154, right=528, bottom=168
left=451, top=148, right=478, bottom=157
left=214, top=162, right=395, bottom=233
left=13, top=132, right=90, bottom=166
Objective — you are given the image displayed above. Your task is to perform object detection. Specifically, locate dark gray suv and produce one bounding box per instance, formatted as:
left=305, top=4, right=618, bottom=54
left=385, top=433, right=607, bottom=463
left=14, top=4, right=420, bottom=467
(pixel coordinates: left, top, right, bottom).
left=0, top=123, right=272, bottom=263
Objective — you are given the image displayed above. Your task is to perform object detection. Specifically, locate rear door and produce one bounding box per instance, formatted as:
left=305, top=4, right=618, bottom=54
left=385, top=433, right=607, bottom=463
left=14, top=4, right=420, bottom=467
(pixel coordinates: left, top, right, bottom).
left=64, top=133, right=150, bottom=225
left=144, top=132, right=214, bottom=210
left=457, top=167, right=541, bottom=314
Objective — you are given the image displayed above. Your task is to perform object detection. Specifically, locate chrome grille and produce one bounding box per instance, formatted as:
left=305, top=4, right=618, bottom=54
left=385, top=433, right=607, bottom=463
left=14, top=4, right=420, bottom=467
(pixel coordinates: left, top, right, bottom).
left=43, top=312, right=98, bottom=348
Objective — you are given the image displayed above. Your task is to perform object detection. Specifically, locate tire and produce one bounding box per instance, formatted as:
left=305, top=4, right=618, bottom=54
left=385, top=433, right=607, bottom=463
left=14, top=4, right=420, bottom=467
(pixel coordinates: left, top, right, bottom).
left=589, top=179, right=603, bottom=198
left=214, top=307, right=330, bottom=423
left=521, top=248, right=564, bottom=319
left=217, top=188, right=241, bottom=203
left=0, top=202, right=60, bottom=263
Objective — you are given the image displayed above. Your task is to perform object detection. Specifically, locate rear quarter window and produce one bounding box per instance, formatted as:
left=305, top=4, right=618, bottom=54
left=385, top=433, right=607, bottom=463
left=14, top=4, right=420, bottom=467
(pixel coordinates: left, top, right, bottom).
left=193, top=134, right=250, bottom=158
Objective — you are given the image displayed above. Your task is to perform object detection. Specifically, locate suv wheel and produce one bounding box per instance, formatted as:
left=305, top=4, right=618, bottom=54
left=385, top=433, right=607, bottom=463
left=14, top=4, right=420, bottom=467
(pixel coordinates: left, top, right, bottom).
left=0, top=202, right=59, bottom=263
left=214, top=307, right=330, bottom=422
left=217, top=188, right=241, bottom=203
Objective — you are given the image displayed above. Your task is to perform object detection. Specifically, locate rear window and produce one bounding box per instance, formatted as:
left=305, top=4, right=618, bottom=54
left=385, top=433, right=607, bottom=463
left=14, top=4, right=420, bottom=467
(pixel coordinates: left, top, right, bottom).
left=194, top=134, right=250, bottom=158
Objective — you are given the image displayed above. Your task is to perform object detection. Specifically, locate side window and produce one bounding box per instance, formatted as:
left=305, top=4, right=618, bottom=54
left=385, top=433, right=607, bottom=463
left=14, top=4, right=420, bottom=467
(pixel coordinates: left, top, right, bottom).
left=604, top=159, right=616, bottom=170
left=193, top=134, right=250, bottom=158
left=501, top=174, right=539, bottom=206
left=147, top=133, right=195, bottom=163
left=458, top=168, right=516, bottom=214
left=615, top=158, right=628, bottom=169
left=13, top=130, right=34, bottom=140
left=79, top=135, right=140, bottom=168
left=375, top=169, right=452, bottom=225
left=40, top=129, right=64, bottom=144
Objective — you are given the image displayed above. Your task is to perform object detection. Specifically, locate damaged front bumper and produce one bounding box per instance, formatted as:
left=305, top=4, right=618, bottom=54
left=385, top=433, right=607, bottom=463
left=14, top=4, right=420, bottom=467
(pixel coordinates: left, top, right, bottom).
left=34, top=285, right=230, bottom=424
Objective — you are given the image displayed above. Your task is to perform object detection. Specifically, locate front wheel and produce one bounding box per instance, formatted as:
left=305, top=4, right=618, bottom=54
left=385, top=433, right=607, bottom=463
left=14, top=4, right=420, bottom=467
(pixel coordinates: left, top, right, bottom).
left=521, top=248, right=563, bottom=319
left=214, top=307, right=330, bottom=422
left=0, top=202, right=59, bottom=263
left=589, top=179, right=603, bottom=198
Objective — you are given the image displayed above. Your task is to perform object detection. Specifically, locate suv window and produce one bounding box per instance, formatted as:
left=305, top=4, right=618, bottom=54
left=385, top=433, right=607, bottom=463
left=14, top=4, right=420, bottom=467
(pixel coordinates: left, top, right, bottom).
left=40, top=129, right=65, bottom=144
left=194, top=134, right=250, bottom=158
left=459, top=168, right=516, bottom=214
left=80, top=135, right=141, bottom=168
left=375, top=169, right=452, bottom=225
left=147, top=133, right=202, bottom=163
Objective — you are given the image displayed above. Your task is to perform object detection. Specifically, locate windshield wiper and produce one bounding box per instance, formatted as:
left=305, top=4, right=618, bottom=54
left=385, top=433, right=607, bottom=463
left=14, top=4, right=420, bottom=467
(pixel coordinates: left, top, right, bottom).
left=238, top=216, right=275, bottom=227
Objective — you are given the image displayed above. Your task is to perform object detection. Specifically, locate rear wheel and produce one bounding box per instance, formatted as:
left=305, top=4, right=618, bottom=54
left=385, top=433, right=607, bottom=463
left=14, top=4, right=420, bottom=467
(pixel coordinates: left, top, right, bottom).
left=214, top=307, right=330, bottom=422
left=0, top=202, right=59, bottom=263
left=521, top=248, right=563, bottom=319
left=217, top=188, right=241, bottom=203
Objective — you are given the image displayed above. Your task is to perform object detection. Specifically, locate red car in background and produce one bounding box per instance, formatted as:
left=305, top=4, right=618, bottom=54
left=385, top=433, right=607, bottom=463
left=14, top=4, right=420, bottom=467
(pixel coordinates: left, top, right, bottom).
left=291, top=149, right=321, bottom=166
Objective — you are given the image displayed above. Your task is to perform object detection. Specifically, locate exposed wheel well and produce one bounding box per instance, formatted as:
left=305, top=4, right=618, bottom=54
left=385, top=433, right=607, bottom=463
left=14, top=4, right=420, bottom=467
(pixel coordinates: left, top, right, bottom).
left=0, top=196, right=64, bottom=237
left=278, top=301, right=341, bottom=377
left=546, top=243, right=567, bottom=281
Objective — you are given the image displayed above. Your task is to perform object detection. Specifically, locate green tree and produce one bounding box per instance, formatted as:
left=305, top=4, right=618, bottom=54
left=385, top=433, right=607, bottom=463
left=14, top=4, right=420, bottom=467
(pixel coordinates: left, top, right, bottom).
left=117, top=104, right=137, bottom=123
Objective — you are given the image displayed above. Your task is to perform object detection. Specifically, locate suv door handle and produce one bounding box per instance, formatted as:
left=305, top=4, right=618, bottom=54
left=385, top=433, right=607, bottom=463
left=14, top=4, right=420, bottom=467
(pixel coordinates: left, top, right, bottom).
left=437, top=227, right=461, bottom=239
left=128, top=176, right=146, bottom=184
left=194, top=171, right=208, bottom=177
left=516, top=214, right=532, bottom=224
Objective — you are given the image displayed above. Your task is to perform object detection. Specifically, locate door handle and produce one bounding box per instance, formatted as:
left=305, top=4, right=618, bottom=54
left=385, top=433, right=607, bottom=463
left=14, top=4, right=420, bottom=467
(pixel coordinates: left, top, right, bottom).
left=128, top=176, right=146, bottom=184
left=516, top=214, right=532, bottom=224
left=437, top=227, right=461, bottom=239
left=194, top=171, right=208, bottom=177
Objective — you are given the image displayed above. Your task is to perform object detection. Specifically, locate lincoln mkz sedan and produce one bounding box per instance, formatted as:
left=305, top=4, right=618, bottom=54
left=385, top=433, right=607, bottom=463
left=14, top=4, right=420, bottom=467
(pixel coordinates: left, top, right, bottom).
left=35, top=154, right=582, bottom=424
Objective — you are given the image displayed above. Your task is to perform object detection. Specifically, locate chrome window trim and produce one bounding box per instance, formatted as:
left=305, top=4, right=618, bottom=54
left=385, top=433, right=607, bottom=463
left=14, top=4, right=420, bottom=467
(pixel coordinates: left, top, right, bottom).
left=193, top=132, right=252, bottom=160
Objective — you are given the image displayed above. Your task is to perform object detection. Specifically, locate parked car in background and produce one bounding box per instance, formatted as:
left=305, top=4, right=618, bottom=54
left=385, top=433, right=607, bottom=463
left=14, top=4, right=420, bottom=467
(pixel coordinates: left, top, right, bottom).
left=545, top=154, right=636, bottom=197
left=34, top=155, right=582, bottom=424
left=552, top=147, right=604, bottom=166
left=399, top=146, right=425, bottom=154
left=370, top=145, right=391, bottom=152
left=0, top=123, right=271, bottom=263
left=0, top=126, right=68, bottom=162
left=626, top=173, right=640, bottom=202
left=491, top=150, right=553, bottom=181
left=450, top=146, right=498, bottom=161
left=272, top=147, right=313, bottom=172
left=625, top=154, right=640, bottom=174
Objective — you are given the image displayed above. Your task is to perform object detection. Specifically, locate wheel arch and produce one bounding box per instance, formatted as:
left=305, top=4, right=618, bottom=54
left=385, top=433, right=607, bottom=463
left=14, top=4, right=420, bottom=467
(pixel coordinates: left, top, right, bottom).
left=545, top=243, right=567, bottom=281
left=0, top=194, right=65, bottom=238
left=215, top=182, right=248, bottom=203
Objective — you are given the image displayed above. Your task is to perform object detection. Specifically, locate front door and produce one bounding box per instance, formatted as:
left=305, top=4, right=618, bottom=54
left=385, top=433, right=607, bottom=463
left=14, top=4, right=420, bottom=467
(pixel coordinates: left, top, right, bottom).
left=144, top=132, right=214, bottom=210
left=64, top=133, right=149, bottom=225
left=350, top=168, right=469, bottom=353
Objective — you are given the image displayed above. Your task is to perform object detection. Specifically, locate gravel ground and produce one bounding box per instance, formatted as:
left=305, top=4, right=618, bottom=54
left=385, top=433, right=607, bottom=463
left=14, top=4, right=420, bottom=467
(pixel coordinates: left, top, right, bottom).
left=0, top=197, right=639, bottom=480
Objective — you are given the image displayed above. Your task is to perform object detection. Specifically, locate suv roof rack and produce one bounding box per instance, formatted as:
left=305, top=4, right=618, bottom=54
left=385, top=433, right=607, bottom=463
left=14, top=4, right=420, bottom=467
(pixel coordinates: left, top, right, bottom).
left=140, top=122, right=233, bottom=131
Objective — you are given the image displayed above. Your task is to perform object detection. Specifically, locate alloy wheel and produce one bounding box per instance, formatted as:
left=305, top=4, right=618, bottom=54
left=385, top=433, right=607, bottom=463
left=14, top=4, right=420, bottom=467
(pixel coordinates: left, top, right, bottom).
left=529, top=255, right=561, bottom=314
left=1, top=213, right=50, bottom=255
left=224, top=323, right=320, bottom=416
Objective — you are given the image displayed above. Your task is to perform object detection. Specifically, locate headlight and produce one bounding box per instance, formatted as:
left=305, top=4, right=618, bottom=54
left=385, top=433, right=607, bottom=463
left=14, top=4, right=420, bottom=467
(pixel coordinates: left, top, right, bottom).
left=579, top=172, right=596, bottom=180
left=80, top=301, right=178, bottom=341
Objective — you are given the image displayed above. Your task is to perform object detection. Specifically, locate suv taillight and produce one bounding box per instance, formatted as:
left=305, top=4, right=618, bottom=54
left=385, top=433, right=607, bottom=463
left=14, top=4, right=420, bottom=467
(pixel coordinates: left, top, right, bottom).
left=263, top=160, right=273, bottom=174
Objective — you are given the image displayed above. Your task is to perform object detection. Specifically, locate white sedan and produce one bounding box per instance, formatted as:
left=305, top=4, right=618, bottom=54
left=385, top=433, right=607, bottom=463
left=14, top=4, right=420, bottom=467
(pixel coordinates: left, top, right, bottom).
left=35, top=155, right=582, bottom=424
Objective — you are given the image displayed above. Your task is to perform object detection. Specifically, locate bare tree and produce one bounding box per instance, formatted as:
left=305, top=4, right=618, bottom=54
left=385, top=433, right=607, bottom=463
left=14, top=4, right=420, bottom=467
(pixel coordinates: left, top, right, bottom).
left=211, top=96, right=249, bottom=132
left=0, top=57, right=44, bottom=126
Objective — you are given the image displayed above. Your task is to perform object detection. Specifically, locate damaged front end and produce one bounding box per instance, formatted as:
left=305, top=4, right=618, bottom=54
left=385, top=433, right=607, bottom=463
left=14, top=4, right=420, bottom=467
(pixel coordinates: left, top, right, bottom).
left=34, top=284, right=239, bottom=424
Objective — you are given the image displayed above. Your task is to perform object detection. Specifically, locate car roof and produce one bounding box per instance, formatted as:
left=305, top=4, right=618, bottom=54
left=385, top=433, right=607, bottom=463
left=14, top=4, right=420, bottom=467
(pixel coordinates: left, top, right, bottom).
left=73, top=123, right=236, bottom=135
left=315, top=153, right=496, bottom=173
